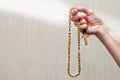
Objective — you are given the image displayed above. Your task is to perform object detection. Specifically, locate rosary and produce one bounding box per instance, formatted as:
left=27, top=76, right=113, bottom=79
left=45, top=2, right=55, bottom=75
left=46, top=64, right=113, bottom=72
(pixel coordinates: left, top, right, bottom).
left=67, top=8, right=88, bottom=77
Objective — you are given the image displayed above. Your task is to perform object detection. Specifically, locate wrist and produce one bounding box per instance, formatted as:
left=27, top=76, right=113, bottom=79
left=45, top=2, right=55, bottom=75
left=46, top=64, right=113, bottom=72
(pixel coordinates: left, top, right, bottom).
left=95, top=24, right=110, bottom=38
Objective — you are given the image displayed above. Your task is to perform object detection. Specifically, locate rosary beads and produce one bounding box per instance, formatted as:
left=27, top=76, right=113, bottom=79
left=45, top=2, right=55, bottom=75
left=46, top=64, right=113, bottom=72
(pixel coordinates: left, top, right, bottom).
left=67, top=8, right=88, bottom=77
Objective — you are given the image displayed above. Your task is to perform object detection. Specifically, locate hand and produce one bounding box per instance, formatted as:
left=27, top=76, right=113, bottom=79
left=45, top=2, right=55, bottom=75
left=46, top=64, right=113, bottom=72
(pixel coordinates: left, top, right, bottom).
left=71, top=7, right=105, bottom=35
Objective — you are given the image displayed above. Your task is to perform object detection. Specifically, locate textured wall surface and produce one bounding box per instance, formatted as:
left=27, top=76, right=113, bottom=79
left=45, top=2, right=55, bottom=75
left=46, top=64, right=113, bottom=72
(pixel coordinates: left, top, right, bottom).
left=0, top=0, right=120, bottom=80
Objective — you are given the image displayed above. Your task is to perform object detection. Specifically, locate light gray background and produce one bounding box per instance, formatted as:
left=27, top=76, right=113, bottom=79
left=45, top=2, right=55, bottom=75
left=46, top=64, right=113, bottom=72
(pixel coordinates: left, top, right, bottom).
left=0, top=0, right=120, bottom=80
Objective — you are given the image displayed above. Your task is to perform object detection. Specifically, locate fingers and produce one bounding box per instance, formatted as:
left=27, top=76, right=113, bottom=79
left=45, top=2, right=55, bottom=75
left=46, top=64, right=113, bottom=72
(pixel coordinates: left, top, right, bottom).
left=74, top=21, right=88, bottom=29
left=74, top=18, right=89, bottom=34
left=74, top=22, right=88, bottom=34
left=75, top=19, right=87, bottom=25
left=76, top=7, right=94, bottom=16
left=80, top=24, right=88, bottom=29
left=70, top=7, right=101, bottom=35
left=76, top=7, right=89, bottom=15
left=71, top=7, right=89, bottom=15
left=71, top=8, right=78, bottom=16
left=72, top=12, right=87, bottom=22
left=71, top=7, right=94, bottom=22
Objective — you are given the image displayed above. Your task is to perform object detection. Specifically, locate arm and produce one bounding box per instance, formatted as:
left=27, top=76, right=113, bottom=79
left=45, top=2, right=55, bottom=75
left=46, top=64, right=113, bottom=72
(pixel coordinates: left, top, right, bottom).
left=96, top=24, right=120, bottom=67
left=71, top=7, right=120, bottom=67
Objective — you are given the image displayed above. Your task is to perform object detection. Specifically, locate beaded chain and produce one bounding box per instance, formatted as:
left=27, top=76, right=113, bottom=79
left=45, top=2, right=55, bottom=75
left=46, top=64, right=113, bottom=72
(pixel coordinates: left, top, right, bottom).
left=67, top=8, right=88, bottom=78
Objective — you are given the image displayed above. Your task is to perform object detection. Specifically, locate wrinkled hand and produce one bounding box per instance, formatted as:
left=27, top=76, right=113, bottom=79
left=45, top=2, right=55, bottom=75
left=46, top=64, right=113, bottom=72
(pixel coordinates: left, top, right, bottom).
left=71, top=7, right=104, bottom=35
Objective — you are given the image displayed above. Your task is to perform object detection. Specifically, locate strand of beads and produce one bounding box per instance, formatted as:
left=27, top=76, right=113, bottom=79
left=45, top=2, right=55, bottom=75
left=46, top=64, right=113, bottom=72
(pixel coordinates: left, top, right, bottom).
left=67, top=8, right=81, bottom=77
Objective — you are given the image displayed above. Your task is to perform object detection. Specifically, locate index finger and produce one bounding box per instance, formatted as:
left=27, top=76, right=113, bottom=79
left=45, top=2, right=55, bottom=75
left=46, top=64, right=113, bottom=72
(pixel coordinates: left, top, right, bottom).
left=76, top=7, right=89, bottom=15
left=70, top=8, right=78, bottom=16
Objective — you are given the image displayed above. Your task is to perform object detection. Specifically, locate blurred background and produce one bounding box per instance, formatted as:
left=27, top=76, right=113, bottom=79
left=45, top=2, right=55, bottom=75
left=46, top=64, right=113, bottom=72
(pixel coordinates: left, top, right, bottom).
left=0, top=0, right=120, bottom=80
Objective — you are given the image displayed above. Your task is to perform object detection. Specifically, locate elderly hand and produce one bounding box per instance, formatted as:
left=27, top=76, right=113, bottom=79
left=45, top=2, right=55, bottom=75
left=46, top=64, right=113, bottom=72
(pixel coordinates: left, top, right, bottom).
left=71, top=7, right=105, bottom=35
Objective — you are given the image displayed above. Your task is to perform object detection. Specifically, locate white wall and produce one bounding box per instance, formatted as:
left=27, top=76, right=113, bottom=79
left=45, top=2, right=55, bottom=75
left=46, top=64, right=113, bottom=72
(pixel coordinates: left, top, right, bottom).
left=0, top=0, right=120, bottom=80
